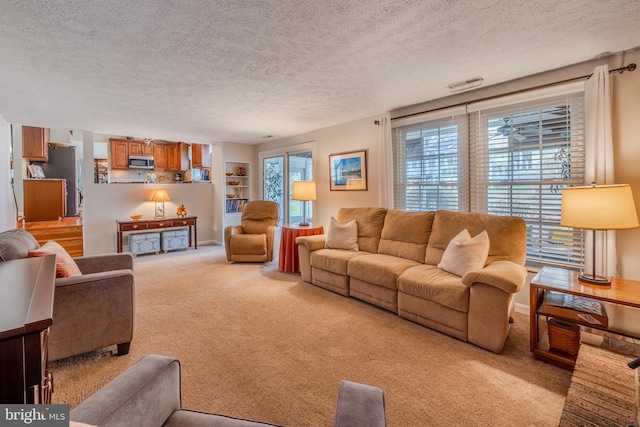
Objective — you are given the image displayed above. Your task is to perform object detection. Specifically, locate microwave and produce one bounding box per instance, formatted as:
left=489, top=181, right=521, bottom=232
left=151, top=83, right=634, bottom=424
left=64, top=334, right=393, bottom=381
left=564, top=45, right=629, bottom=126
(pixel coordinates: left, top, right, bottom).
left=128, top=156, right=154, bottom=169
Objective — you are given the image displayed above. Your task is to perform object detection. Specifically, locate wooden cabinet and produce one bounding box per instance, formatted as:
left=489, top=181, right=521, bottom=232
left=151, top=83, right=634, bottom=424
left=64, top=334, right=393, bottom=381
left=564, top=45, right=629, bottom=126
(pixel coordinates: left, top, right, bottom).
left=0, top=255, right=56, bottom=404
left=155, top=142, right=188, bottom=171
left=192, top=143, right=212, bottom=168
left=153, top=144, right=168, bottom=171
left=129, top=142, right=153, bottom=156
left=22, top=126, right=50, bottom=161
left=23, top=179, right=67, bottom=221
left=110, top=139, right=129, bottom=170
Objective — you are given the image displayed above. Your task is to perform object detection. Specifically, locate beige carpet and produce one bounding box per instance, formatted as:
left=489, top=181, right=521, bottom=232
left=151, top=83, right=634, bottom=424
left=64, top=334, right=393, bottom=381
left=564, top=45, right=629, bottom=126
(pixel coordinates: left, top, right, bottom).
left=51, top=246, right=571, bottom=426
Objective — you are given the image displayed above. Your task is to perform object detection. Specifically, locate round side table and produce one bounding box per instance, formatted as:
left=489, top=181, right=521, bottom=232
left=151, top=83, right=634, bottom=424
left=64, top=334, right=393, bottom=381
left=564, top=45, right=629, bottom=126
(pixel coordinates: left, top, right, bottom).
left=279, top=224, right=324, bottom=273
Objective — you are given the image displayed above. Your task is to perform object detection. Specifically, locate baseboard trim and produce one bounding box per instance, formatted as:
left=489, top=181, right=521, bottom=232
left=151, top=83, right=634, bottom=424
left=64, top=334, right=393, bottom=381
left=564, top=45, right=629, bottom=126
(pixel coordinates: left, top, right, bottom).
left=515, top=302, right=530, bottom=316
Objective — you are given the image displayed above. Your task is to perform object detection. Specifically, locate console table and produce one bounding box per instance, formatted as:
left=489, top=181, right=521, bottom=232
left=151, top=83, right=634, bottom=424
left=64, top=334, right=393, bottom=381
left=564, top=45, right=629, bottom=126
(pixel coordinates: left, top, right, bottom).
left=116, top=216, right=197, bottom=253
left=0, top=255, right=56, bottom=403
left=530, top=266, right=640, bottom=370
left=279, top=224, right=324, bottom=273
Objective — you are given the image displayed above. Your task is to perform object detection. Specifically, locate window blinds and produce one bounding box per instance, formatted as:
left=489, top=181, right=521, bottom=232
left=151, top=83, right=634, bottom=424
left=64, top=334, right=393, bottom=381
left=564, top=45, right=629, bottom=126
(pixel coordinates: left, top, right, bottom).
left=468, top=91, right=586, bottom=267
left=392, top=83, right=586, bottom=268
left=393, top=113, right=468, bottom=212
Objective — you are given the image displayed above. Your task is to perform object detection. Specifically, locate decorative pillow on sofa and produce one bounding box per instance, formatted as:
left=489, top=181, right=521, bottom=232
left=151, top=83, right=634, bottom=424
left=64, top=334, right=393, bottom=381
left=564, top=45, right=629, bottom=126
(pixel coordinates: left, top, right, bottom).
left=325, top=217, right=359, bottom=251
left=29, top=240, right=82, bottom=278
left=437, top=229, right=490, bottom=277
left=0, top=228, right=40, bottom=261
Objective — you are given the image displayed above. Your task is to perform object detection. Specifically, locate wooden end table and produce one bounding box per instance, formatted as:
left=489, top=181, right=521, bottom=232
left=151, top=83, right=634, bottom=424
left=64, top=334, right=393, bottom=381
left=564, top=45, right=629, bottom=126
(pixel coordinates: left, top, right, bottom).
left=279, top=224, right=324, bottom=273
left=530, top=266, right=640, bottom=369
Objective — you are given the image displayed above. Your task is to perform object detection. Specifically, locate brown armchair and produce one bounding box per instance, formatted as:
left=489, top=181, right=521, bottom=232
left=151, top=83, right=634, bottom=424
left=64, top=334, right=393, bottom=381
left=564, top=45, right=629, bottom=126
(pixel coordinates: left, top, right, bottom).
left=224, top=201, right=279, bottom=262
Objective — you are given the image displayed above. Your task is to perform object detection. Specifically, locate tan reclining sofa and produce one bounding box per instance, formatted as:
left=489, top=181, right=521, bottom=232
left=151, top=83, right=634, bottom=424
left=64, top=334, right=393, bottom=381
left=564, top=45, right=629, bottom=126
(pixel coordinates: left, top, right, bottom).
left=296, top=208, right=527, bottom=353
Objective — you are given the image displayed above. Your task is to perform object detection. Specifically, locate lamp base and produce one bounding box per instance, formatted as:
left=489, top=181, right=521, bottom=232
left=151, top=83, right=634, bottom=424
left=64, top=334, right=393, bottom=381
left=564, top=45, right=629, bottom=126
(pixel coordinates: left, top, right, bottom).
left=577, top=273, right=611, bottom=286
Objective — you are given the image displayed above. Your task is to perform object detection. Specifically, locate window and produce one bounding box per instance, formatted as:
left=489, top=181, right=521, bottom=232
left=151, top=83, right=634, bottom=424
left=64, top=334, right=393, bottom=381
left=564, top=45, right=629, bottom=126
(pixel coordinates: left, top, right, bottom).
left=393, top=113, right=468, bottom=211
left=393, top=85, right=585, bottom=268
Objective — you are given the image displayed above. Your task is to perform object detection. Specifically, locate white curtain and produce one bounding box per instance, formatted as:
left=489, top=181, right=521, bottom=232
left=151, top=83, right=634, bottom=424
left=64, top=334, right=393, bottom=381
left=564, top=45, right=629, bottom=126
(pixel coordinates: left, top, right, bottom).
left=584, top=65, right=617, bottom=277
left=377, top=113, right=394, bottom=208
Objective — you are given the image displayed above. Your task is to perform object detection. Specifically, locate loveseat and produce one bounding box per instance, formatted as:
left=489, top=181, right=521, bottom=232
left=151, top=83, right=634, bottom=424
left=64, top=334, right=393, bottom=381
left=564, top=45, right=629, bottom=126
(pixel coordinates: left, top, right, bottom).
left=71, top=354, right=387, bottom=427
left=0, top=228, right=135, bottom=361
left=296, top=208, right=527, bottom=353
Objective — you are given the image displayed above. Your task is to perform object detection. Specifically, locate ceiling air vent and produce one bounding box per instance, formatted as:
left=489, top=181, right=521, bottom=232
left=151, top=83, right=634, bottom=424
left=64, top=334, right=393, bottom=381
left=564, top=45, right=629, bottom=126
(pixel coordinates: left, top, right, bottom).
left=447, top=76, right=484, bottom=93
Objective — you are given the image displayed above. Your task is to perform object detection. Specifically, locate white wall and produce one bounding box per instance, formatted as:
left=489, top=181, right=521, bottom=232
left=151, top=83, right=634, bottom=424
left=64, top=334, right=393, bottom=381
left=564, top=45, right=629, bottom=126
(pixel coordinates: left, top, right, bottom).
left=257, top=115, right=381, bottom=227
left=0, top=114, right=16, bottom=231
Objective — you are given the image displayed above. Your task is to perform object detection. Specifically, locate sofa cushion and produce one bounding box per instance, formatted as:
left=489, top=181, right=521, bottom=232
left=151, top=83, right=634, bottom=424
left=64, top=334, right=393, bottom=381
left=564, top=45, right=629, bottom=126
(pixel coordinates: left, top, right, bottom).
left=336, top=207, right=387, bottom=254
left=325, top=217, right=359, bottom=250
left=426, top=210, right=527, bottom=266
left=398, top=265, right=470, bottom=312
left=378, top=210, right=434, bottom=263
left=437, top=229, right=489, bottom=277
left=0, top=228, right=40, bottom=261
left=29, top=240, right=82, bottom=278
left=348, top=254, right=420, bottom=290
left=311, top=248, right=370, bottom=276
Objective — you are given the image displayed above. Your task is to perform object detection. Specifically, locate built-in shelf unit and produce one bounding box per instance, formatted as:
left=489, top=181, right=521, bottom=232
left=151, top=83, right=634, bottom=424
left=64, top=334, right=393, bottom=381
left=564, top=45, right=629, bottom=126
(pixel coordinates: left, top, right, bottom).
left=224, top=161, right=250, bottom=215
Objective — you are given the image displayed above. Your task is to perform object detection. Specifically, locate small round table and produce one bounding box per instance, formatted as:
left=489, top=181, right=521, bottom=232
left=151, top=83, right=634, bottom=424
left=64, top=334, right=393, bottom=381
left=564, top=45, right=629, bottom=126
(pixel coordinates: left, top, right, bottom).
left=279, top=224, right=324, bottom=273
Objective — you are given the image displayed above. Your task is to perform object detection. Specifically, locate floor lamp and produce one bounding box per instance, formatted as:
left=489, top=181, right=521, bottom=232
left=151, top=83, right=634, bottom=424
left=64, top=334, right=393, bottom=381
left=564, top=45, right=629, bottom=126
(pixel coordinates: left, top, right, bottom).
left=561, top=183, right=639, bottom=285
left=292, top=181, right=316, bottom=227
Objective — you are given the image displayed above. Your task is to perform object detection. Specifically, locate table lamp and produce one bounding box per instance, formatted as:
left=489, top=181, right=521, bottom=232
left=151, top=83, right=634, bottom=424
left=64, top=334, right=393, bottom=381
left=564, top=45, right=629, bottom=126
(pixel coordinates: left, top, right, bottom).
left=561, top=183, right=639, bottom=285
left=150, top=189, right=171, bottom=219
left=292, top=181, right=316, bottom=226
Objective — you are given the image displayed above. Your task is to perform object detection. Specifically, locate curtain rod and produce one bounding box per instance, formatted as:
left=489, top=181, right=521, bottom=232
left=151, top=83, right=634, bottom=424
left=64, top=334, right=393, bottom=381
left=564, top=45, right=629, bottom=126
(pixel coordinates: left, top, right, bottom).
left=388, top=63, right=637, bottom=123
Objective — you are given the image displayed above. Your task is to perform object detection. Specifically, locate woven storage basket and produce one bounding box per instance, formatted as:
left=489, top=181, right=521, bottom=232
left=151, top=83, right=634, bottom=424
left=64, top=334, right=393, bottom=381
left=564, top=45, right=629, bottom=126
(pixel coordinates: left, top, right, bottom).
left=548, top=319, right=581, bottom=355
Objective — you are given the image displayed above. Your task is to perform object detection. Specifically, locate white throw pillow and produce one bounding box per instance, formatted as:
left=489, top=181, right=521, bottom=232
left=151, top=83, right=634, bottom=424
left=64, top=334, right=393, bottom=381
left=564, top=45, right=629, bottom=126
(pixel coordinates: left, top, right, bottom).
left=438, top=229, right=490, bottom=277
left=325, top=217, right=359, bottom=251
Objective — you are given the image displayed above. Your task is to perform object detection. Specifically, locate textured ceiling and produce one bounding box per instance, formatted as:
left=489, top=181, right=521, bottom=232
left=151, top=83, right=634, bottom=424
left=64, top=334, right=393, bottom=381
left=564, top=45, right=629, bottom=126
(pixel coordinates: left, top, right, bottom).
left=0, top=1, right=639, bottom=144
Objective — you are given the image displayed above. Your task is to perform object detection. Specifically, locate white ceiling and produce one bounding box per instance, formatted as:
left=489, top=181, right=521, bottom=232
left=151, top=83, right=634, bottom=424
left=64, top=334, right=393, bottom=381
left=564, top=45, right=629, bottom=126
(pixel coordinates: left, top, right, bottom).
left=0, top=1, right=639, bottom=144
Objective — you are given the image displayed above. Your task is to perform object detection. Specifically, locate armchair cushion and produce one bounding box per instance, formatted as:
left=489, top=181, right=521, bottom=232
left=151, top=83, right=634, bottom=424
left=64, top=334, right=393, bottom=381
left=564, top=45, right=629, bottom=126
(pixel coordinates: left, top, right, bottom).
left=0, top=228, right=40, bottom=261
left=29, top=240, right=82, bottom=278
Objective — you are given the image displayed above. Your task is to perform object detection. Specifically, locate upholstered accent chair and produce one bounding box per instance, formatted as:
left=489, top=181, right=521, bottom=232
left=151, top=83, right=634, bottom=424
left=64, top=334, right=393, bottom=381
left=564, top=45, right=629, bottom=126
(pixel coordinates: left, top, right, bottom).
left=224, top=201, right=279, bottom=262
left=0, top=228, right=135, bottom=361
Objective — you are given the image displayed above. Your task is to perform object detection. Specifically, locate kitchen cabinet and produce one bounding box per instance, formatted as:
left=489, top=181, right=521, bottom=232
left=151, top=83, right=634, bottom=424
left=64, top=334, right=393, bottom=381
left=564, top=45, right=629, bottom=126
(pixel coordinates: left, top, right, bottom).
left=192, top=143, right=212, bottom=168
left=22, top=126, right=50, bottom=161
left=153, top=144, right=168, bottom=171
left=167, top=142, right=190, bottom=171
left=23, top=179, right=67, bottom=221
left=129, top=142, right=153, bottom=156
left=110, top=139, right=129, bottom=170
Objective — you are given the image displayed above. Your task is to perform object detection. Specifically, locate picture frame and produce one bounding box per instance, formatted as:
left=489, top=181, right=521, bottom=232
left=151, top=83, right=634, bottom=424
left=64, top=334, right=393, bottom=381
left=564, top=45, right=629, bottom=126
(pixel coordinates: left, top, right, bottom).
left=329, top=150, right=367, bottom=191
left=27, top=164, right=45, bottom=178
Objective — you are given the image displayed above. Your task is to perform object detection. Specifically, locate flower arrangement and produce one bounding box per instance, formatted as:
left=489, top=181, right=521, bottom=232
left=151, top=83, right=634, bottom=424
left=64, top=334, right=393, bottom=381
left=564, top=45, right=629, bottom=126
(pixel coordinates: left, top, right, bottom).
left=176, top=204, right=187, bottom=217
left=235, top=166, right=246, bottom=176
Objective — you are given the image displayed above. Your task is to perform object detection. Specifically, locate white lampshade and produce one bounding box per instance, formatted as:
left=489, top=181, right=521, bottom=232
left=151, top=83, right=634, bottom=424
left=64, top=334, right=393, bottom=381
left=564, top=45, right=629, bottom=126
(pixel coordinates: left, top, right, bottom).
left=292, top=181, right=316, bottom=201
left=561, top=184, right=639, bottom=230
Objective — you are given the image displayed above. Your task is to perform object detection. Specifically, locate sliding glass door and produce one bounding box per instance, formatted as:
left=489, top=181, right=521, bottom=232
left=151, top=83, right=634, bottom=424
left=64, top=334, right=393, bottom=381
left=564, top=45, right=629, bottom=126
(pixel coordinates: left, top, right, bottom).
left=261, top=144, right=314, bottom=226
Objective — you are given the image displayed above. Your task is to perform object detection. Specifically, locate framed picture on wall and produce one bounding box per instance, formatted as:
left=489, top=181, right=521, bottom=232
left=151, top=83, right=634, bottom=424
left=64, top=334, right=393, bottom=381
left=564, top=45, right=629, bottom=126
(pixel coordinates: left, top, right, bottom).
left=329, top=150, right=367, bottom=191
